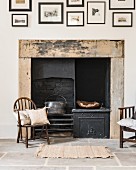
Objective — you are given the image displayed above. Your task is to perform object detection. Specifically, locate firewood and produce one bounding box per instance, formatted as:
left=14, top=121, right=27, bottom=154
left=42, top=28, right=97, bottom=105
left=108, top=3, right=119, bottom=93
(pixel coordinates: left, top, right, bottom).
left=77, top=100, right=100, bottom=108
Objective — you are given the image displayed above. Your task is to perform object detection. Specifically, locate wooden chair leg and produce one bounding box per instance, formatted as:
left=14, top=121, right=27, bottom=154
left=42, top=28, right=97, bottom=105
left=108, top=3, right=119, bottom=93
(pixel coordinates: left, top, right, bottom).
left=45, top=125, right=50, bottom=145
left=17, top=126, right=21, bottom=143
left=20, top=127, right=22, bottom=140
left=120, top=126, right=123, bottom=148
left=26, top=127, right=28, bottom=148
left=31, top=127, right=35, bottom=140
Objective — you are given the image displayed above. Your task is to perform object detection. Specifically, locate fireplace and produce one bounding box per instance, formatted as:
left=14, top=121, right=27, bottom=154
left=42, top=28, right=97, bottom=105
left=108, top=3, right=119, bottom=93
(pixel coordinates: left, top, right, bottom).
left=19, top=40, right=124, bottom=138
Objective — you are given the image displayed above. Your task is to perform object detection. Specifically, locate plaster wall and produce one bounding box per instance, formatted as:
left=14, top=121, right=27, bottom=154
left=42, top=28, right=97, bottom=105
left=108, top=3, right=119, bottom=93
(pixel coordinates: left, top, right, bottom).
left=0, top=0, right=136, bottom=138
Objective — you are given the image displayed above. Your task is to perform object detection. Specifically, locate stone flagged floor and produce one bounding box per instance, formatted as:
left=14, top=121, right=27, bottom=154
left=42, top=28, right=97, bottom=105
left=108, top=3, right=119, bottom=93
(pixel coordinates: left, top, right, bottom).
left=0, top=138, right=136, bottom=170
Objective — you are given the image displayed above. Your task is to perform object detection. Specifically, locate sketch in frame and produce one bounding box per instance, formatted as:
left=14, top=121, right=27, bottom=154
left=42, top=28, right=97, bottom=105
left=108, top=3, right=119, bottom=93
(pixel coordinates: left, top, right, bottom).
left=87, top=1, right=106, bottom=24
left=67, top=0, right=84, bottom=7
left=112, top=12, right=132, bottom=27
left=109, top=0, right=135, bottom=10
left=12, top=14, right=28, bottom=27
left=38, top=3, right=63, bottom=24
left=9, top=0, right=32, bottom=11
left=67, top=11, right=84, bottom=26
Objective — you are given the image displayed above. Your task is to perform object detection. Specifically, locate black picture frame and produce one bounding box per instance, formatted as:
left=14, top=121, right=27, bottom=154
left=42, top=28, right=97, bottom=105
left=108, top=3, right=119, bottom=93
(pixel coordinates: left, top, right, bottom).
left=112, top=12, right=133, bottom=27
left=87, top=1, right=106, bottom=24
left=9, top=0, right=32, bottom=11
left=12, top=14, right=28, bottom=27
left=66, top=11, right=84, bottom=27
left=38, top=2, right=64, bottom=24
left=109, top=0, right=135, bottom=10
left=67, top=0, right=84, bottom=7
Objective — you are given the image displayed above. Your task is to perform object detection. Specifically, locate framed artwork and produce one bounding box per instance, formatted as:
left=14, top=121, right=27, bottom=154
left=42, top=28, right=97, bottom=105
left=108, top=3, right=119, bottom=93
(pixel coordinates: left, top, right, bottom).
left=112, top=12, right=133, bottom=27
left=109, top=0, right=135, bottom=10
left=67, top=0, right=84, bottom=7
left=38, top=3, right=63, bottom=24
left=87, top=1, right=106, bottom=24
left=12, top=14, right=28, bottom=27
left=67, top=11, right=84, bottom=26
left=9, top=0, right=32, bottom=11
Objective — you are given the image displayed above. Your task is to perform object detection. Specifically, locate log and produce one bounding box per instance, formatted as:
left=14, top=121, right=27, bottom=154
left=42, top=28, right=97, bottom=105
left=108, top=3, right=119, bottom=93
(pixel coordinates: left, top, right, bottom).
left=77, top=100, right=100, bottom=109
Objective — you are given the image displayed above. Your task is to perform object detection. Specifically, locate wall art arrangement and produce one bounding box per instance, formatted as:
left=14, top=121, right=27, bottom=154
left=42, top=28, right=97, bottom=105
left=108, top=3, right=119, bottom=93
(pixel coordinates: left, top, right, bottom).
left=9, top=0, right=32, bottom=27
left=67, top=11, right=84, bottom=26
left=87, top=1, right=106, bottom=24
left=38, top=3, right=63, bottom=24
left=112, top=12, right=133, bottom=27
left=67, top=0, right=84, bottom=7
left=9, top=0, right=32, bottom=11
left=8, top=0, right=136, bottom=28
left=12, top=14, right=28, bottom=27
left=109, top=0, right=135, bottom=27
left=109, top=0, right=135, bottom=10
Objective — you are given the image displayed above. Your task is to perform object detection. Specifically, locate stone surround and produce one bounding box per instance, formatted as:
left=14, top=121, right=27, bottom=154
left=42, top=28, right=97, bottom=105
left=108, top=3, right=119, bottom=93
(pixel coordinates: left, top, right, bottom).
left=19, top=40, right=124, bottom=139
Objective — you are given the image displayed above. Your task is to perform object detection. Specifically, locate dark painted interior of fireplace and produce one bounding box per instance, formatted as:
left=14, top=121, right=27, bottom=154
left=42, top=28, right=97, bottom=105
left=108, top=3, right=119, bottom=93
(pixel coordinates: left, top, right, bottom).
left=31, top=58, right=110, bottom=112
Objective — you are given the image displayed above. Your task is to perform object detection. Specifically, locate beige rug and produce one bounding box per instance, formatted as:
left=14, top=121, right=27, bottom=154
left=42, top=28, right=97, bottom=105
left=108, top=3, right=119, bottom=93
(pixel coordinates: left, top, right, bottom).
left=35, top=144, right=113, bottom=158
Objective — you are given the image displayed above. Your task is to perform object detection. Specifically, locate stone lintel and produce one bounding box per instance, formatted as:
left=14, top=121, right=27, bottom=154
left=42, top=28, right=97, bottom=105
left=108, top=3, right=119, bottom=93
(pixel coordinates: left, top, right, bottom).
left=19, top=40, right=124, bottom=58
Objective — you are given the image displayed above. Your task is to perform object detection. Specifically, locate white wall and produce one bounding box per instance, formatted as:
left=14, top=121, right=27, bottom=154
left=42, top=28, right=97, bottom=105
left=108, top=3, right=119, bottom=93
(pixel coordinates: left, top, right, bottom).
left=0, top=0, right=136, bottom=138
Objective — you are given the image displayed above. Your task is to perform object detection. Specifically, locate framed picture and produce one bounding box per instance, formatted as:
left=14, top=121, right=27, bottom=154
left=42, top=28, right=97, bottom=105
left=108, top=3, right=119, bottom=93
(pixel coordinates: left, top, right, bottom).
left=87, top=1, right=106, bottom=24
left=38, top=3, right=63, bottom=24
left=112, top=12, right=133, bottom=27
left=12, top=14, right=28, bottom=27
left=9, top=0, right=32, bottom=11
left=67, top=0, right=84, bottom=7
left=67, top=11, right=84, bottom=26
left=109, top=0, right=135, bottom=10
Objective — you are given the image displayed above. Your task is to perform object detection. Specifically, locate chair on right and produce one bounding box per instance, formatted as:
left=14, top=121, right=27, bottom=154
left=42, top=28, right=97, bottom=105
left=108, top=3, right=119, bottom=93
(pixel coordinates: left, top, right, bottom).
left=118, top=106, right=136, bottom=148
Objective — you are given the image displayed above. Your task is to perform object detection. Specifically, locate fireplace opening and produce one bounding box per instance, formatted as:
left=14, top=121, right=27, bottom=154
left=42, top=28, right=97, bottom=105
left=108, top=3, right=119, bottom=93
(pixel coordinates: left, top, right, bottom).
left=31, top=58, right=110, bottom=110
left=31, top=58, right=110, bottom=138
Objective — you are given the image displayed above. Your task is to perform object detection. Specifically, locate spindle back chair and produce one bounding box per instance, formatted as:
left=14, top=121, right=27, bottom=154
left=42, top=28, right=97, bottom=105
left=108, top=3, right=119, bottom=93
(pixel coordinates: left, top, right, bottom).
left=13, top=97, right=50, bottom=148
left=118, top=106, right=136, bottom=148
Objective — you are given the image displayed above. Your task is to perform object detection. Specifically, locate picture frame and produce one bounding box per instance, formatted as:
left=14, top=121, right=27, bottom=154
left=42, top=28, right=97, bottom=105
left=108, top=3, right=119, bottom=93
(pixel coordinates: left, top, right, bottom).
left=38, top=3, right=63, bottom=24
left=12, top=14, right=28, bottom=27
left=87, top=1, right=106, bottom=24
left=109, top=0, right=135, bottom=10
left=112, top=12, right=133, bottom=27
left=67, top=0, right=84, bottom=7
left=67, top=11, right=84, bottom=26
left=9, top=0, right=32, bottom=11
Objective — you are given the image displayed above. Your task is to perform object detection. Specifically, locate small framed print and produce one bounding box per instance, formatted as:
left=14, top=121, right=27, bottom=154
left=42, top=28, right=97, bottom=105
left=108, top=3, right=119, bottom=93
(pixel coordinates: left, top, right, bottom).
left=112, top=12, right=133, bottom=27
left=87, top=1, right=106, bottom=24
left=67, top=0, right=84, bottom=7
left=38, top=3, right=63, bottom=24
left=9, top=0, right=32, bottom=11
left=67, top=11, right=84, bottom=26
left=12, top=14, right=28, bottom=27
left=109, top=0, right=135, bottom=10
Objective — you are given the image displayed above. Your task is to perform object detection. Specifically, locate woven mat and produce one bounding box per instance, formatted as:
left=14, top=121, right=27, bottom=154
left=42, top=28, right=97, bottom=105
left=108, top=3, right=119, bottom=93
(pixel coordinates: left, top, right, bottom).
left=35, top=144, right=113, bottom=158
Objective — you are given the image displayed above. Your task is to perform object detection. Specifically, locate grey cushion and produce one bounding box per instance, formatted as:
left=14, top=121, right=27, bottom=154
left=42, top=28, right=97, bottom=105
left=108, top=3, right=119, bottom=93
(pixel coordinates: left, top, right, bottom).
left=117, top=118, right=136, bottom=130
